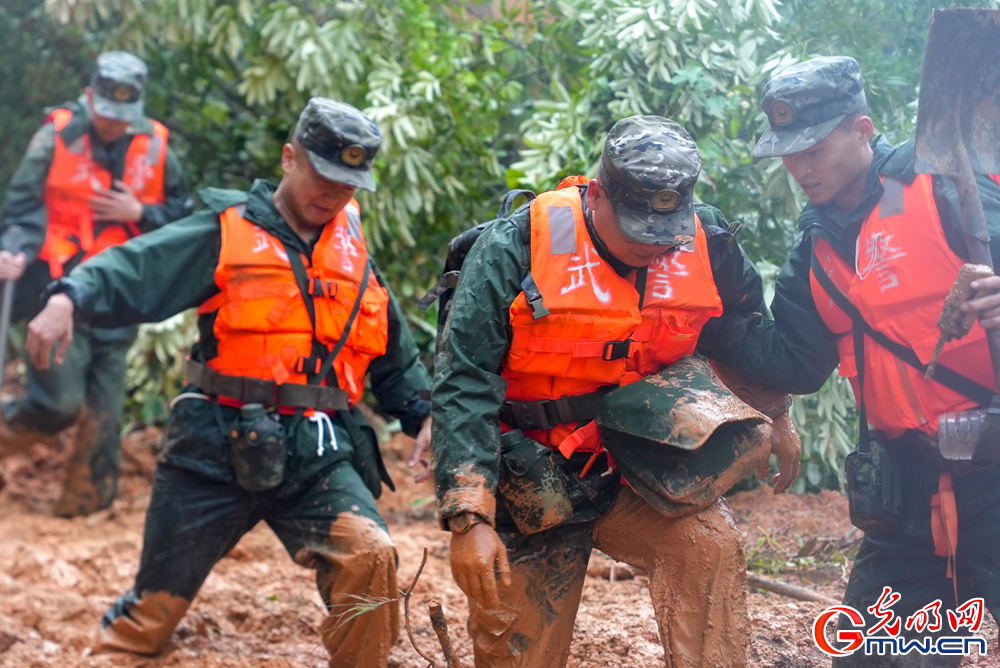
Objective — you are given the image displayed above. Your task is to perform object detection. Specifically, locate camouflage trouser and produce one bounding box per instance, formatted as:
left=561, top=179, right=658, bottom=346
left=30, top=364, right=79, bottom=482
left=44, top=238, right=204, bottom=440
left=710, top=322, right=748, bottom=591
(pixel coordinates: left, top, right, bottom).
left=96, top=459, right=398, bottom=668
left=467, top=486, right=749, bottom=668
left=4, top=329, right=130, bottom=517
left=834, top=452, right=1000, bottom=668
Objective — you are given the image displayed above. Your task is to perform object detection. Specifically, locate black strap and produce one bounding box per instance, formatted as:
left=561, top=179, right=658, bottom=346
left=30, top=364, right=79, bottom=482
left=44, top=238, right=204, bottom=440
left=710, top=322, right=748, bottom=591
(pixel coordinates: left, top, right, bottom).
left=853, top=324, right=872, bottom=451
left=635, top=266, right=648, bottom=310
left=282, top=241, right=318, bottom=334
left=811, top=250, right=993, bottom=406
left=497, top=189, right=537, bottom=219
left=313, top=261, right=372, bottom=388
left=499, top=385, right=617, bottom=432
left=184, top=359, right=350, bottom=411
left=417, top=271, right=460, bottom=310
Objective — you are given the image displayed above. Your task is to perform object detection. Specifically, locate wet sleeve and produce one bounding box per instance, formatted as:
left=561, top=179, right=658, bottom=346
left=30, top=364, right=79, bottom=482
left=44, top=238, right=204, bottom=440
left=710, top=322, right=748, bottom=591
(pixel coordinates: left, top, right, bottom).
left=64, top=211, right=223, bottom=326
left=695, top=207, right=769, bottom=360
left=365, top=262, right=432, bottom=438
left=702, top=231, right=841, bottom=394
left=137, top=146, right=195, bottom=232
left=0, top=123, right=56, bottom=262
left=431, top=216, right=528, bottom=527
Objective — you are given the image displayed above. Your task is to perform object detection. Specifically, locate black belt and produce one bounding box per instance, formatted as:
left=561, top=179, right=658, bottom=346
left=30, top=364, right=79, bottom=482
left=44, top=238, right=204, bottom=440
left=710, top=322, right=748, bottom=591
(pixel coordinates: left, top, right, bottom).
left=498, top=385, right=617, bottom=431
left=184, top=359, right=349, bottom=412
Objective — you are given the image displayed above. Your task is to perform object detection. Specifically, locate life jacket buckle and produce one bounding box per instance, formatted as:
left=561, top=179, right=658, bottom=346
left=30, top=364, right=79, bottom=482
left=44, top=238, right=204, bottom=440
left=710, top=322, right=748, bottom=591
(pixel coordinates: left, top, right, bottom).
left=308, top=278, right=330, bottom=297
left=602, top=339, right=635, bottom=361
left=295, top=356, right=322, bottom=375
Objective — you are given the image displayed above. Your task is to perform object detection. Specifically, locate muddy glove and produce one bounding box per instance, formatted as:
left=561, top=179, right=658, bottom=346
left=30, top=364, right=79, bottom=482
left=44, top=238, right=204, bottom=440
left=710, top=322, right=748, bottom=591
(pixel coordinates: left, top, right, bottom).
left=711, top=362, right=801, bottom=494
left=449, top=516, right=512, bottom=610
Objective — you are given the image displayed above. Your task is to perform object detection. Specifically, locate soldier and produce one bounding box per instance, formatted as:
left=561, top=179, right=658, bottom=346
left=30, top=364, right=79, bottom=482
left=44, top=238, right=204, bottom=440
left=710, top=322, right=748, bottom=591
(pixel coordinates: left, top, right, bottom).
left=428, top=115, right=801, bottom=668
left=0, top=51, right=193, bottom=516
left=25, top=98, right=432, bottom=667
left=712, top=56, right=1000, bottom=666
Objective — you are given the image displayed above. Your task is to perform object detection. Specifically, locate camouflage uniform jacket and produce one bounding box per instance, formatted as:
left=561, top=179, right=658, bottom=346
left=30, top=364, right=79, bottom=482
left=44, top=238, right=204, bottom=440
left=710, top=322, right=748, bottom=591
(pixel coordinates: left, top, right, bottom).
left=431, top=185, right=768, bottom=527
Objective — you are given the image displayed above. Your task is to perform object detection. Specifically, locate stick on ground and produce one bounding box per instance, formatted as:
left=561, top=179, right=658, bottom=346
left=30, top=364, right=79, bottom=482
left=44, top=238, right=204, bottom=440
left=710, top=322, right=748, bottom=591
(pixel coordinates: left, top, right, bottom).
left=429, top=600, right=465, bottom=668
left=401, top=547, right=437, bottom=668
left=747, top=572, right=840, bottom=606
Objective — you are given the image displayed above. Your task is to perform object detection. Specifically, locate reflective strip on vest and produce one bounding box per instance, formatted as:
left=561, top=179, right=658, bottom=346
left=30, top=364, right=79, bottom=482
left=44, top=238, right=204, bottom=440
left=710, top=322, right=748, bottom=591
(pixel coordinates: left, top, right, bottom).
left=200, top=202, right=389, bottom=407
left=501, top=181, right=723, bottom=449
left=809, top=174, right=997, bottom=437
left=39, top=108, right=168, bottom=277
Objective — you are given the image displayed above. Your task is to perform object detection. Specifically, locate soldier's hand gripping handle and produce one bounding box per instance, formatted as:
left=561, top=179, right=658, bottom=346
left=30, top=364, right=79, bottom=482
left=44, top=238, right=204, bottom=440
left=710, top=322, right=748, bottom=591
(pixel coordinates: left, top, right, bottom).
left=449, top=521, right=512, bottom=611
left=0, top=225, right=26, bottom=282
left=26, top=293, right=75, bottom=369
left=962, top=274, right=1000, bottom=331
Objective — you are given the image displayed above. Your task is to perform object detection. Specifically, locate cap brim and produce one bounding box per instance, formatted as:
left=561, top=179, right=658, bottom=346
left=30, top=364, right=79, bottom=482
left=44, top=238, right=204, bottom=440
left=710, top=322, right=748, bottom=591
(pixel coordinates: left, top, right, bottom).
left=753, top=115, right=845, bottom=158
left=307, top=150, right=376, bottom=192
left=91, top=94, right=143, bottom=123
left=611, top=198, right=697, bottom=246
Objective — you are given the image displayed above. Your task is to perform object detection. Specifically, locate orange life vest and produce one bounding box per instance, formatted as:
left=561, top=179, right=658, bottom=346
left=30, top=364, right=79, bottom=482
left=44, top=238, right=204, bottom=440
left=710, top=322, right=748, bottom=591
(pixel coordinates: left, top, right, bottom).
left=39, top=108, right=168, bottom=277
left=810, top=173, right=997, bottom=438
left=992, top=175, right=1000, bottom=188
left=501, top=180, right=723, bottom=449
left=197, top=202, right=390, bottom=407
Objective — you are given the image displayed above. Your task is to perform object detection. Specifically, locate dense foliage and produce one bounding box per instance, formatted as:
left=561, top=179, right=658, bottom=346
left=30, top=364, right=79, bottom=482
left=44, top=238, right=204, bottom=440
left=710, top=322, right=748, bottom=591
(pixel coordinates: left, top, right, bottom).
left=1, top=0, right=996, bottom=490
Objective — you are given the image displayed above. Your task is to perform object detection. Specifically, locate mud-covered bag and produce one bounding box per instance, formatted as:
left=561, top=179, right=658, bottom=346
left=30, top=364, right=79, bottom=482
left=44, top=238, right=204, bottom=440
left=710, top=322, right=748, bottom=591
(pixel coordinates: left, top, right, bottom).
left=498, top=429, right=576, bottom=534
left=845, top=431, right=904, bottom=536
left=596, top=356, right=771, bottom=517
left=228, top=403, right=287, bottom=492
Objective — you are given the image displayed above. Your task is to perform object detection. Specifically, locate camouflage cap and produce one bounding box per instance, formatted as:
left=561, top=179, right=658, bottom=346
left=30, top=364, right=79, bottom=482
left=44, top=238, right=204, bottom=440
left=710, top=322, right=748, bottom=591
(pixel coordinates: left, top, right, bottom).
left=294, top=98, right=382, bottom=191
left=754, top=56, right=867, bottom=158
left=90, top=51, right=148, bottom=123
left=597, top=115, right=701, bottom=246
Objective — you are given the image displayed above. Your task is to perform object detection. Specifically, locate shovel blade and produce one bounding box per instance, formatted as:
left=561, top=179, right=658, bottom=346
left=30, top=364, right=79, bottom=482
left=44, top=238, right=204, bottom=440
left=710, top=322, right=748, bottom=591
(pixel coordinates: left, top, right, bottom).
left=915, top=8, right=1000, bottom=178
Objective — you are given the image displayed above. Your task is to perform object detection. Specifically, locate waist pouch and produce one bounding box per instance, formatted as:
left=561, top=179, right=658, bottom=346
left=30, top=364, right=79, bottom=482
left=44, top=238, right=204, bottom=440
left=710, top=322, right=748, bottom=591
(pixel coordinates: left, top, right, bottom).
left=845, top=431, right=905, bottom=536
left=498, top=429, right=618, bottom=534
left=596, top=356, right=771, bottom=518
left=227, top=403, right=288, bottom=492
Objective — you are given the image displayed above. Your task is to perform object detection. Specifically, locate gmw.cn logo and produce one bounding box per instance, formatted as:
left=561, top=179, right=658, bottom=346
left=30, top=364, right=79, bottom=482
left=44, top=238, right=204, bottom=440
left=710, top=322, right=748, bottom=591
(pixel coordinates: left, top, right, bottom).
left=812, top=587, right=988, bottom=657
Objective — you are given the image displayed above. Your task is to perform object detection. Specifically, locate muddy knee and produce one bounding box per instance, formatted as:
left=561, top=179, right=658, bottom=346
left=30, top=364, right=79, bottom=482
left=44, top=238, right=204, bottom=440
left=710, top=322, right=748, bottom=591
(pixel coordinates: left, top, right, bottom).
left=310, top=514, right=399, bottom=667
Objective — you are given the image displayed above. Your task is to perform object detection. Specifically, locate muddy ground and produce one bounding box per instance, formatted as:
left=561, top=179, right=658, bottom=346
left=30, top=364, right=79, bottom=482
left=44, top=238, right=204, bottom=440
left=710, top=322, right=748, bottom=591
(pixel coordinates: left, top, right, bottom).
left=1, top=428, right=998, bottom=668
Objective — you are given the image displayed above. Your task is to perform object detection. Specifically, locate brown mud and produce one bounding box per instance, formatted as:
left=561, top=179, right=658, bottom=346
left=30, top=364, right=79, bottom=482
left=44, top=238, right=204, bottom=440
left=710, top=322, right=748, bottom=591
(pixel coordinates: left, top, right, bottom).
left=1, top=430, right=998, bottom=667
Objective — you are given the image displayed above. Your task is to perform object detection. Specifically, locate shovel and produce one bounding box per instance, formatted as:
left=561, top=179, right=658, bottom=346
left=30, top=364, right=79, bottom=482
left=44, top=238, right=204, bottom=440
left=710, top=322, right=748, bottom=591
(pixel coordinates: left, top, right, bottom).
left=914, top=7, right=1000, bottom=466
left=0, top=226, right=23, bottom=380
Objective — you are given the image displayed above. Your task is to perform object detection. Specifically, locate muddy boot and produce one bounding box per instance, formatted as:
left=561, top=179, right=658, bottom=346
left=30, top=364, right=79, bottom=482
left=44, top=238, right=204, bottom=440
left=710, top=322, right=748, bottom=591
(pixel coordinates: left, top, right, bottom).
left=53, top=410, right=115, bottom=518
left=94, top=589, right=191, bottom=655
left=0, top=401, right=48, bottom=458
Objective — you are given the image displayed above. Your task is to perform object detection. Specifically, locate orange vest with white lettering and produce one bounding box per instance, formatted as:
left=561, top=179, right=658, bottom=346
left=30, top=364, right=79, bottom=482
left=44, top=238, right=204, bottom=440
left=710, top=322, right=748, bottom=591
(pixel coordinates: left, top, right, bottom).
left=39, top=108, right=168, bottom=277
left=501, top=181, right=723, bottom=449
left=809, top=174, right=997, bottom=438
left=197, top=202, right=389, bottom=406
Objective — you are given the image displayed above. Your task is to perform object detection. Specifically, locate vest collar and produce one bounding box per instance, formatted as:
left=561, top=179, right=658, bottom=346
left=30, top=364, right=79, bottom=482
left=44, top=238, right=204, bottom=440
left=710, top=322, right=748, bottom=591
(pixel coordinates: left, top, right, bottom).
left=582, top=198, right=634, bottom=278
